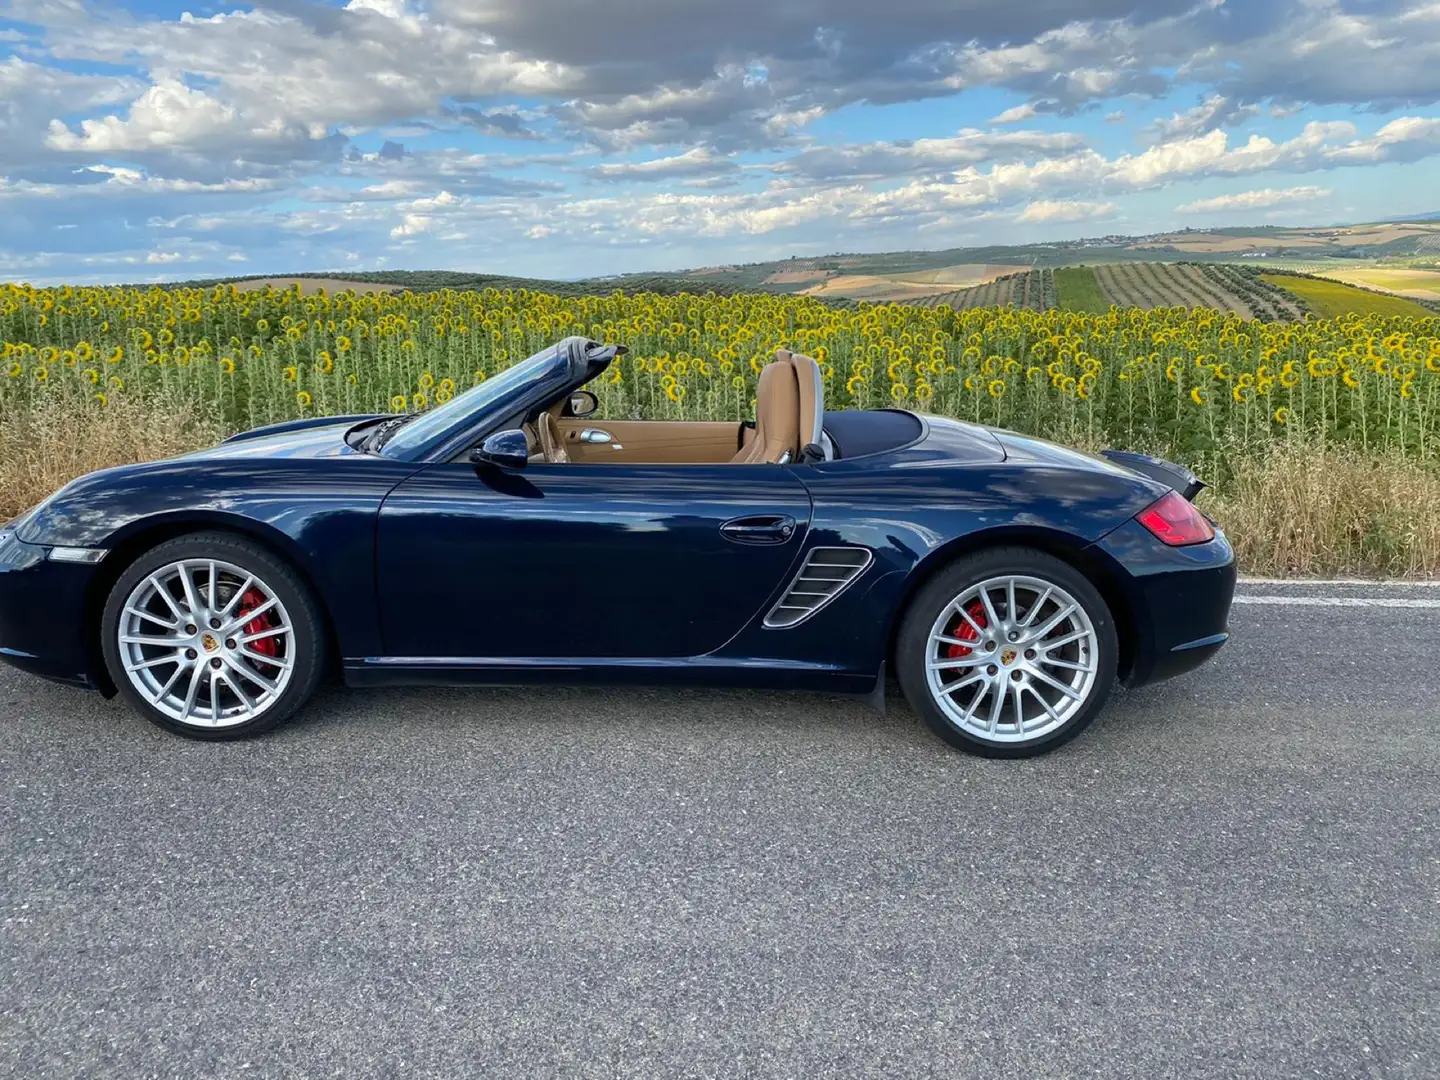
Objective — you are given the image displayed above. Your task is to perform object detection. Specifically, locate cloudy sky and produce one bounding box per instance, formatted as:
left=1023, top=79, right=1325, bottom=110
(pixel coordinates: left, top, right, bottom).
left=3, top=0, right=1440, bottom=283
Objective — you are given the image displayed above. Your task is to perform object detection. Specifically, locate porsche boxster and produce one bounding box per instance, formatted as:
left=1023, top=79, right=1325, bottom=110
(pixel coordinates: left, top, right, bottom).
left=0, top=336, right=1235, bottom=756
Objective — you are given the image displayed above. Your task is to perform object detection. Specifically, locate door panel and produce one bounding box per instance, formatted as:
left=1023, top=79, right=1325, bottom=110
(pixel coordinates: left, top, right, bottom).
left=377, top=462, right=812, bottom=659
left=553, top=418, right=742, bottom=464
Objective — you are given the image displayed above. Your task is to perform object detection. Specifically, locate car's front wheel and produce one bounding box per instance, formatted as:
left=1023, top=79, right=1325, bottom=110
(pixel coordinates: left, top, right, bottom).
left=100, top=532, right=326, bottom=739
left=895, top=547, right=1118, bottom=758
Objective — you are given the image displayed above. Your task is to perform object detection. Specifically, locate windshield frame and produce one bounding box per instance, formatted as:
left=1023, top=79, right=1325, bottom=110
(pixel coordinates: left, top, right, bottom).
left=376, top=341, right=577, bottom=463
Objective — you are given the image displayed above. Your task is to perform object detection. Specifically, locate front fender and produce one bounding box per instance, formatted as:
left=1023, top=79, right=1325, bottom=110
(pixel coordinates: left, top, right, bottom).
left=16, top=457, right=419, bottom=660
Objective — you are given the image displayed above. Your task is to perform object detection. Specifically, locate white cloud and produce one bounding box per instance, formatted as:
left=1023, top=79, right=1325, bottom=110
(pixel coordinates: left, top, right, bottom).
left=45, top=79, right=239, bottom=152
left=988, top=104, right=1037, bottom=125
left=1177, top=186, right=1334, bottom=214
left=1016, top=199, right=1118, bottom=223
left=1144, top=95, right=1261, bottom=144
left=585, top=146, right=739, bottom=182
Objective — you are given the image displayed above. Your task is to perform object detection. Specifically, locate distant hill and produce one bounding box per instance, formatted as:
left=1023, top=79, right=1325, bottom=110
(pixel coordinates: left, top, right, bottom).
left=128, top=218, right=1440, bottom=305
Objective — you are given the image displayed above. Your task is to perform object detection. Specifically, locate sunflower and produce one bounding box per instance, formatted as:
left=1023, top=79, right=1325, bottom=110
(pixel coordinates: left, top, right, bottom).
left=296, top=391, right=312, bottom=408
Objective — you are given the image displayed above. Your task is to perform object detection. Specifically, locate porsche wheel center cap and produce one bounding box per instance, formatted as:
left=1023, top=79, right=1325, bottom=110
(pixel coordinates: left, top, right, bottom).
left=1000, top=646, right=1018, bottom=666
left=201, top=633, right=220, bottom=653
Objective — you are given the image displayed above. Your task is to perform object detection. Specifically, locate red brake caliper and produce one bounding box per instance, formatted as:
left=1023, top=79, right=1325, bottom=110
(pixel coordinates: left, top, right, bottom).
left=235, top=588, right=279, bottom=660
left=946, top=600, right=989, bottom=659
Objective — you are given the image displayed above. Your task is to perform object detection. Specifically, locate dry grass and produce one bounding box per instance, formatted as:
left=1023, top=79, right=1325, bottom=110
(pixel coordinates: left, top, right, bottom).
left=0, top=391, right=220, bottom=522
left=1203, top=443, right=1440, bottom=578
left=4, top=395, right=1437, bottom=579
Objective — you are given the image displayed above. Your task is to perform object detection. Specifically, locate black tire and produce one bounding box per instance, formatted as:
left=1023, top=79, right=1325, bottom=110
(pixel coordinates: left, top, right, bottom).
left=100, top=531, right=326, bottom=740
left=895, top=547, right=1118, bottom=758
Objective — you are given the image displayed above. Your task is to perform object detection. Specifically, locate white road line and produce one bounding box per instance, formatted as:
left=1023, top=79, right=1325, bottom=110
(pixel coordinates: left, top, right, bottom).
left=1233, top=596, right=1440, bottom=608
left=1239, top=577, right=1440, bottom=587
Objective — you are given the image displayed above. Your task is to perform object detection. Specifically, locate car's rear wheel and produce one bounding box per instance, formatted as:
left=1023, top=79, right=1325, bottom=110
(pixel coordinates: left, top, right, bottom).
left=895, top=548, right=1117, bottom=758
left=100, top=532, right=325, bottom=739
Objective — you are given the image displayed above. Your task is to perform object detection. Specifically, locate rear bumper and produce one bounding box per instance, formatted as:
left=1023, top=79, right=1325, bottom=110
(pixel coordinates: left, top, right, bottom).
left=1090, top=519, right=1238, bottom=688
left=0, top=532, right=102, bottom=688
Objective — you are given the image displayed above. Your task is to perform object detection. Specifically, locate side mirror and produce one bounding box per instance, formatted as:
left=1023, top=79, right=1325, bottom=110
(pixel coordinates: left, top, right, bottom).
left=564, top=390, right=599, bottom=419
left=470, top=429, right=529, bottom=470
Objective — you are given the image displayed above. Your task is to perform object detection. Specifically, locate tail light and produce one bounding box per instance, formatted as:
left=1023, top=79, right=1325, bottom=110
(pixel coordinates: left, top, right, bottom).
left=1136, top=490, right=1215, bottom=546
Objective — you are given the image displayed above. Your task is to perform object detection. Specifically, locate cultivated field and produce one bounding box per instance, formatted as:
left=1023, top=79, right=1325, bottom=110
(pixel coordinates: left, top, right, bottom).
left=912, top=270, right=1056, bottom=312
left=4, top=281, right=1440, bottom=575
left=1261, top=275, right=1435, bottom=319
left=1315, top=267, right=1440, bottom=300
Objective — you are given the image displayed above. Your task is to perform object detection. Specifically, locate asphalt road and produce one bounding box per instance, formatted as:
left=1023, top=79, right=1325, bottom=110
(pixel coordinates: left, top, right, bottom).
left=2, top=581, right=1437, bottom=1079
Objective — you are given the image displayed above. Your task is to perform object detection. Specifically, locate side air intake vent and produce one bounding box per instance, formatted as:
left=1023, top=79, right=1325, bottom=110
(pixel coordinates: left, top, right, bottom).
left=764, top=547, right=874, bottom=629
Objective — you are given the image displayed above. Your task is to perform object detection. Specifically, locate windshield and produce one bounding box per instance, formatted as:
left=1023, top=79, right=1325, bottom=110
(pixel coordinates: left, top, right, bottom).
left=379, top=345, right=561, bottom=458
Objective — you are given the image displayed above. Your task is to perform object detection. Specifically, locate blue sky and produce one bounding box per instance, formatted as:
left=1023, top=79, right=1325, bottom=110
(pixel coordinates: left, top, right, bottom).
left=3, top=0, right=1440, bottom=283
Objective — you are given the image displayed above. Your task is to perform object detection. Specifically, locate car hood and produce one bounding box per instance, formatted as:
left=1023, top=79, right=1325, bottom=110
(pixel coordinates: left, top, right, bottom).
left=182, top=416, right=378, bottom=461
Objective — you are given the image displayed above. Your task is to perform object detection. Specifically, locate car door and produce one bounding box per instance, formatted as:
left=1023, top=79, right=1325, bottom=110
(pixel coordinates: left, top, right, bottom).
left=375, top=461, right=813, bottom=660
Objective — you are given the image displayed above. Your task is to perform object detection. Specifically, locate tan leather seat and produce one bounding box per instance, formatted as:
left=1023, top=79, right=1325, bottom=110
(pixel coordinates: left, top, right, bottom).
left=537, top=411, right=569, bottom=463
left=779, top=349, right=824, bottom=456
left=730, top=360, right=800, bottom=463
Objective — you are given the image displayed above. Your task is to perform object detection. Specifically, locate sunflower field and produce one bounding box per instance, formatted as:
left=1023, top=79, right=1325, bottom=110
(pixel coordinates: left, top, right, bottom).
left=4, top=281, right=1440, bottom=466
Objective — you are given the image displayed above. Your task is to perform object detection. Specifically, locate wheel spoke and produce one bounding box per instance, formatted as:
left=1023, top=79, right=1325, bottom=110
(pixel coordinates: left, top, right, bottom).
left=958, top=682, right=987, bottom=726
left=1010, top=684, right=1026, bottom=732
left=1040, top=656, right=1095, bottom=673
left=1025, top=683, right=1061, bottom=722
left=179, top=663, right=206, bottom=717
left=939, top=671, right=986, bottom=699
left=1039, top=629, right=1089, bottom=652
left=121, top=633, right=182, bottom=648
left=986, top=680, right=1005, bottom=733
left=209, top=670, right=222, bottom=724
left=1021, top=586, right=1052, bottom=628
left=949, top=602, right=986, bottom=638
left=928, top=656, right=981, bottom=672
left=221, top=596, right=277, bottom=634
left=228, top=658, right=280, bottom=695
left=1030, top=603, right=1077, bottom=642
left=125, top=652, right=180, bottom=674
left=1005, top=579, right=1017, bottom=624
left=147, top=575, right=185, bottom=622
left=219, top=668, right=255, bottom=717
left=219, top=574, right=255, bottom=617
left=935, top=634, right=977, bottom=648
left=978, top=587, right=1001, bottom=632
left=240, top=625, right=288, bottom=645
left=126, top=605, right=178, bottom=630
left=238, top=646, right=292, bottom=671
left=1029, top=667, right=1083, bottom=702
left=177, top=562, right=204, bottom=618
left=151, top=662, right=187, bottom=704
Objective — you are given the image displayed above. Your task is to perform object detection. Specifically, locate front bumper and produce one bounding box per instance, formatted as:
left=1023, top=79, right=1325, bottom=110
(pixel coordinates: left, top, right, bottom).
left=1091, top=519, right=1238, bottom=688
left=0, top=530, right=103, bottom=688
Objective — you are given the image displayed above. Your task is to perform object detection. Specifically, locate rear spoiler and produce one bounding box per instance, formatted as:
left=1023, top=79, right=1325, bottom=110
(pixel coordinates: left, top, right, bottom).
left=1101, top=450, right=1206, bottom=502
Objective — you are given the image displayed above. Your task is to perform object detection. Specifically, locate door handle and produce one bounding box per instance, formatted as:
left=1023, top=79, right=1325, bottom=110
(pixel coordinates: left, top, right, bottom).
left=579, top=428, right=614, bottom=444
left=720, top=515, right=797, bottom=545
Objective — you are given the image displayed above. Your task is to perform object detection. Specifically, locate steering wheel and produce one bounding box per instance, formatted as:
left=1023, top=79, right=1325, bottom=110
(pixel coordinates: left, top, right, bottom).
left=537, top=412, right=569, bottom=464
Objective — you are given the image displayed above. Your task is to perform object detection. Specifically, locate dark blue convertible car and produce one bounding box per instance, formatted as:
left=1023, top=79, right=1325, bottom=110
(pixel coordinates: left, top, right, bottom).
left=0, top=337, right=1235, bottom=756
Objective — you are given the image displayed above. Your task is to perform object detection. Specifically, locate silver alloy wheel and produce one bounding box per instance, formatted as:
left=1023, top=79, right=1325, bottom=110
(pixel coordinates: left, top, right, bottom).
left=924, top=574, right=1099, bottom=745
left=117, top=558, right=295, bottom=728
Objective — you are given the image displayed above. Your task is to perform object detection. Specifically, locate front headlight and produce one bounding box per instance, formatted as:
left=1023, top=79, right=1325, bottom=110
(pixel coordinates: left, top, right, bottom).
left=9, top=485, right=69, bottom=544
